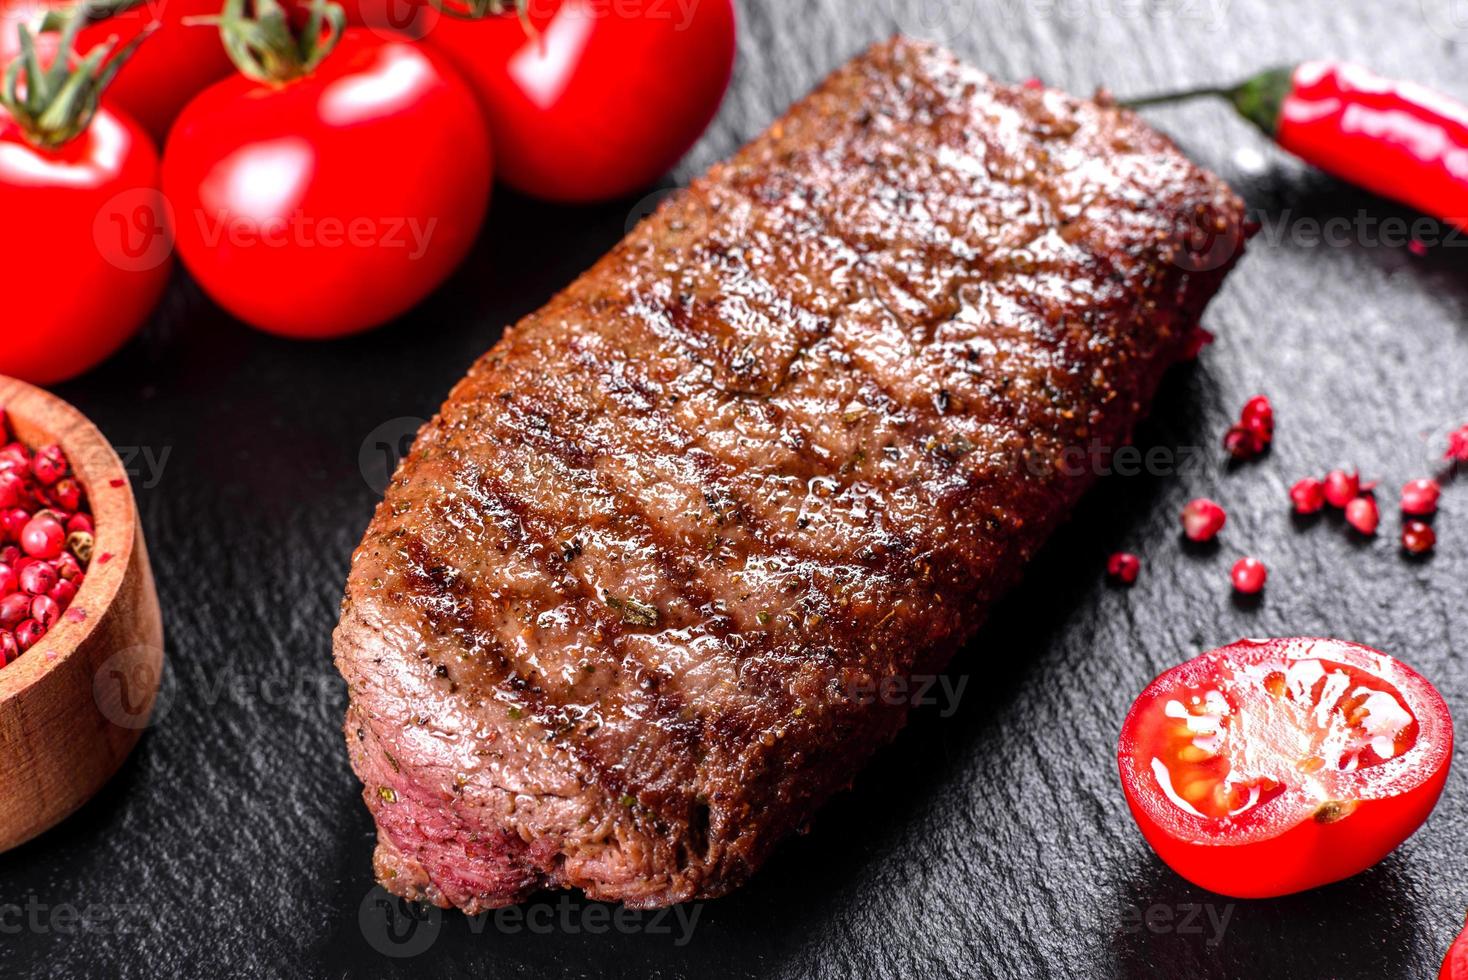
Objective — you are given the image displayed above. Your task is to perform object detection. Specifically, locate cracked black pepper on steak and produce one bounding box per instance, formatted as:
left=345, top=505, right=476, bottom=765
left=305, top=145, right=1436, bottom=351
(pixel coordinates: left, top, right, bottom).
left=333, top=36, right=1248, bottom=912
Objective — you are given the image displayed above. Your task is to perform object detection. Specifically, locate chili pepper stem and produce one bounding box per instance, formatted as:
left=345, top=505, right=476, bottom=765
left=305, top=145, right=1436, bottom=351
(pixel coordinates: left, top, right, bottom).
left=1123, top=85, right=1233, bottom=108
left=1123, top=67, right=1296, bottom=138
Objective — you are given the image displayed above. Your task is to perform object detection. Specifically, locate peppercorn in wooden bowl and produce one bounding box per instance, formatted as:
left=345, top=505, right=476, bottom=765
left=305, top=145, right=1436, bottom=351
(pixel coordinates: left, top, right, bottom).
left=0, top=376, right=164, bottom=853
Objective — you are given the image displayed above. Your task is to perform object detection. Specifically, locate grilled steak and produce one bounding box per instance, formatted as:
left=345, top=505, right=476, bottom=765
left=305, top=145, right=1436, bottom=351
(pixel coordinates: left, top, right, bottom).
left=334, top=36, right=1247, bottom=912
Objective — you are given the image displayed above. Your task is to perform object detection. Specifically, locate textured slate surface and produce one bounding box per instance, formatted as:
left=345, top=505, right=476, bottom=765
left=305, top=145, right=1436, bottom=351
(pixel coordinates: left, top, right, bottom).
left=3, top=1, right=1468, bottom=977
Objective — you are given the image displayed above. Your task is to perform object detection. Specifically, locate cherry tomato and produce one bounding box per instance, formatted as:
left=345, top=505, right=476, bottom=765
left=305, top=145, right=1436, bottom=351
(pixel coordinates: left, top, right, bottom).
left=162, top=29, right=492, bottom=338
left=1118, top=637, right=1452, bottom=899
left=0, top=106, right=172, bottom=384
left=0, top=0, right=234, bottom=143
left=421, top=0, right=735, bottom=202
left=1445, top=915, right=1468, bottom=980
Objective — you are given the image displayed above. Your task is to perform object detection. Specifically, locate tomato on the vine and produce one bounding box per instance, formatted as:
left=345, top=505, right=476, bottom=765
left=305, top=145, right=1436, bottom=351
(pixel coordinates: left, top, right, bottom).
left=0, top=11, right=172, bottom=384
left=162, top=4, right=492, bottom=339
left=0, top=0, right=233, bottom=143
left=421, top=0, right=735, bottom=203
left=1445, top=915, right=1468, bottom=980
left=1118, top=637, right=1452, bottom=899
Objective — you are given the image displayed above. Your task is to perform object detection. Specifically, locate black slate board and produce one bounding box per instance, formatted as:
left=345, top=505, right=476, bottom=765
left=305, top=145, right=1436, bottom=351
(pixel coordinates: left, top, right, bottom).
left=4, top=1, right=1467, bottom=977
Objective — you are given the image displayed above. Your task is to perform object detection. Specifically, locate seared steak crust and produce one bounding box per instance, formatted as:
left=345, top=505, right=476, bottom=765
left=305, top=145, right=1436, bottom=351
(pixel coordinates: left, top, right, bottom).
left=335, top=37, right=1247, bottom=911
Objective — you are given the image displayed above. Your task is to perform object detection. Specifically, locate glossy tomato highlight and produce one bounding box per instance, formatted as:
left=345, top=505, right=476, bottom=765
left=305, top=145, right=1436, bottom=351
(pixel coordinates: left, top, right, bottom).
left=1118, top=637, right=1452, bottom=899
left=423, top=0, right=735, bottom=202
left=0, top=106, right=172, bottom=383
left=163, top=29, right=492, bottom=338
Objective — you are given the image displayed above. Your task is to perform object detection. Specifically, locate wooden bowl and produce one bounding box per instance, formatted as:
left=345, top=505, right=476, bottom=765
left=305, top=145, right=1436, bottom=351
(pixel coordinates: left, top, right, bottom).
left=0, top=376, right=164, bottom=853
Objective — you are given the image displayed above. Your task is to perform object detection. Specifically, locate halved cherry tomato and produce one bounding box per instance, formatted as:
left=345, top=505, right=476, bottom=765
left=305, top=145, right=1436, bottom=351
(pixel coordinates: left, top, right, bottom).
left=1445, top=914, right=1468, bottom=980
left=1118, top=637, right=1452, bottom=899
left=162, top=28, right=492, bottom=338
left=0, top=0, right=233, bottom=143
left=0, top=105, right=172, bottom=383
left=421, top=0, right=735, bottom=202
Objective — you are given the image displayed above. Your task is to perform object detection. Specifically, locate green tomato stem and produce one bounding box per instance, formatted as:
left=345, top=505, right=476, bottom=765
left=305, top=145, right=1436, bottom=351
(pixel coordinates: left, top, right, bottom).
left=0, top=1, right=156, bottom=150
left=188, top=0, right=347, bottom=86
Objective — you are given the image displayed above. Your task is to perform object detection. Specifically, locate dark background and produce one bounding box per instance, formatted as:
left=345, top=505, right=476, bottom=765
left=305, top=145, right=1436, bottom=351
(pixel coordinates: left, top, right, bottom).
left=4, top=0, right=1468, bottom=977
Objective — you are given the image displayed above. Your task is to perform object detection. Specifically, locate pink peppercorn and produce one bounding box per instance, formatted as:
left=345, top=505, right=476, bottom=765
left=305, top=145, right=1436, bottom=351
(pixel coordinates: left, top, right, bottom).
left=48, top=579, right=77, bottom=610
left=1241, top=395, right=1274, bottom=437
left=50, top=478, right=82, bottom=513
left=1400, top=478, right=1441, bottom=517
left=0, top=424, right=93, bottom=669
left=20, top=515, right=64, bottom=559
left=1323, top=470, right=1361, bottom=508
left=0, top=593, right=30, bottom=629
left=54, top=552, right=81, bottom=581
left=1402, top=521, right=1437, bottom=555
left=1182, top=498, right=1227, bottom=542
left=29, top=445, right=66, bottom=486
left=1224, top=395, right=1275, bottom=461
left=1447, top=425, right=1468, bottom=463
left=29, top=595, right=59, bottom=629
left=1289, top=478, right=1326, bottom=515
left=0, top=472, right=24, bottom=510
left=1231, top=557, right=1268, bottom=594
left=1107, top=552, right=1142, bottom=585
left=1224, top=425, right=1265, bottom=460
left=0, top=508, right=27, bottom=541
left=18, top=561, right=57, bottom=596
left=1345, top=496, right=1380, bottom=536
left=13, top=619, right=43, bottom=651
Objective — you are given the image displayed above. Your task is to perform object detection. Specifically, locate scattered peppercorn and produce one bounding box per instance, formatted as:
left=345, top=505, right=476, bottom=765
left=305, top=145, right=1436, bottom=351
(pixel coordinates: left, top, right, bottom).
left=1345, top=495, right=1380, bottom=536
left=1446, top=425, right=1468, bottom=464
left=1231, top=557, right=1268, bottom=595
left=1241, top=395, right=1274, bottom=437
left=1401, top=478, right=1441, bottom=517
left=1107, top=552, right=1141, bottom=585
left=1223, top=395, right=1275, bottom=460
left=1289, top=477, right=1326, bottom=515
left=1224, top=425, right=1266, bottom=460
left=1181, top=498, right=1227, bottom=542
left=1323, top=469, right=1361, bottom=509
left=1402, top=521, right=1437, bottom=555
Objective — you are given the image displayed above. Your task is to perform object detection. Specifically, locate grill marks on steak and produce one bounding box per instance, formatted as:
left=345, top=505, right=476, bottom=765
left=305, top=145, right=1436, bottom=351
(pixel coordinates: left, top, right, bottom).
left=335, top=36, right=1248, bottom=911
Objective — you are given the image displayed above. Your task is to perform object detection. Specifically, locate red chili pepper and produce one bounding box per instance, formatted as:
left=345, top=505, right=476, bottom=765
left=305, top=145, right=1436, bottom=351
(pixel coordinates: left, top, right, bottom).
left=1128, top=63, right=1468, bottom=232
